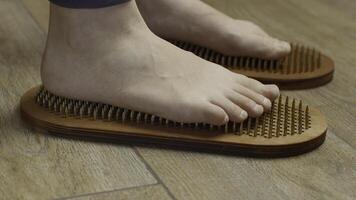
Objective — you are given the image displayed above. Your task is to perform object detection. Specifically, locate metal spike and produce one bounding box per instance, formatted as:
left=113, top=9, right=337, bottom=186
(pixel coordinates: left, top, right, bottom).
left=190, top=44, right=197, bottom=55
left=250, top=58, right=256, bottom=69
left=136, top=112, right=141, bottom=123
left=181, top=42, right=189, bottom=50
left=233, top=57, right=239, bottom=68
left=73, top=102, right=78, bottom=116
left=254, top=117, right=259, bottom=137
left=311, top=48, right=316, bottom=71
left=299, top=45, right=305, bottom=73
left=286, top=43, right=292, bottom=74
left=276, top=96, right=282, bottom=136
left=261, top=115, right=266, bottom=137
left=239, top=120, right=244, bottom=135
left=65, top=106, right=69, bottom=118
left=317, top=51, right=321, bottom=69
left=239, top=57, right=244, bottom=68
left=193, top=46, right=201, bottom=56
left=232, top=122, right=237, bottom=133
left=107, top=106, right=114, bottom=121
left=53, top=102, right=58, bottom=113
left=59, top=102, right=64, bottom=114
left=219, top=54, right=225, bottom=65
left=115, top=108, right=121, bottom=121
left=130, top=110, right=135, bottom=121
left=150, top=115, right=155, bottom=125
left=291, top=99, right=296, bottom=135
left=305, top=47, right=310, bottom=72
left=271, top=60, right=278, bottom=72
left=144, top=113, right=149, bottom=123
left=206, top=49, right=213, bottom=61
left=193, top=122, right=198, bottom=129
left=256, top=58, right=261, bottom=71
left=261, top=59, right=267, bottom=71
left=224, top=123, right=228, bottom=133
left=247, top=117, right=251, bottom=134
left=198, top=47, right=206, bottom=58
left=226, top=56, right=232, bottom=67
left=212, top=52, right=219, bottom=63
left=293, top=44, right=299, bottom=73
left=93, top=105, right=98, bottom=120
left=36, top=94, right=41, bottom=104
left=283, top=96, right=289, bottom=136
left=180, top=122, right=184, bottom=128
left=122, top=109, right=128, bottom=122
left=245, top=57, right=250, bottom=69
left=298, top=100, right=303, bottom=134
left=195, top=46, right=202, bottom=57
left=42, top=97, right=46, bottom=107
left=87, top=103, right=92, bottom=117
left=306, top=106, right=310, bottom=128
left=175, top=40, right=182, bottom=48
left=268, top=110, right=274, bottom=138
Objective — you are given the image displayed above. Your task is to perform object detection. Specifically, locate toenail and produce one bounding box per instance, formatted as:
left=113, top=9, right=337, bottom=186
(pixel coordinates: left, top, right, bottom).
left=263, top=98, right=271, bottom=109
left=280, top=42, right=291, bottom=51
left=266, top=84, right=280, bottom=97
left=254, top=104, right=264, bottom=114
left=240, top=110, right=248, bottom=119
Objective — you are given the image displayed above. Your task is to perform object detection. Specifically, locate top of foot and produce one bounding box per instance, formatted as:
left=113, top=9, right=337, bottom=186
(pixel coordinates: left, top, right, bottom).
left=137, top=0, right=291, bottom=59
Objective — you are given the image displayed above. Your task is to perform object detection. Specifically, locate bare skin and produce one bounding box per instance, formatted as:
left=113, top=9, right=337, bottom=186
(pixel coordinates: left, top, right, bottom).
left=136, top=0, right=291, bottom=59
left=42, top=1, right=280, bottom=126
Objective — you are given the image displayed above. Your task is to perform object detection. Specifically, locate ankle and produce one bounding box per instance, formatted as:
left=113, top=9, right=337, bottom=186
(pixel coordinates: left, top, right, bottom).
left=46, top=2, right=148, bottom=49
left=41, top=2, right=152, bottom=93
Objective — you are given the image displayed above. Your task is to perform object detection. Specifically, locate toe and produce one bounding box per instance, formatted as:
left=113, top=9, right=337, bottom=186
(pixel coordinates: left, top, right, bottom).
left=233, top=86, right=272, bottom=111
left=211, top=98, right=248, bottom=123
left=262, top=84, right=280, bottom=100
left=224, top=91, right=264, bottom=118
left=236, top=75, right=279, bottom=101
left=198, top=102, right=229, bottom=125
left=263, top=37, right=291, bottom=59
left=250, top=36, right=291, bottom=59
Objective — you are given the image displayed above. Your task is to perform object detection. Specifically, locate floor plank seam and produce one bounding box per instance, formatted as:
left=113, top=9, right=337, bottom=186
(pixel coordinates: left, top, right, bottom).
left=53, top=183, right=161, bottom=200
left=133, top=146, right=178, bottom=200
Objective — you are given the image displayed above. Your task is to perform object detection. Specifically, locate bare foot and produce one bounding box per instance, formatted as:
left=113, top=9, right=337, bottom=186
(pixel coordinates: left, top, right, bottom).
left=42, top=1, right=280, bottom=126
left=137, top=0, right=291, bottom=59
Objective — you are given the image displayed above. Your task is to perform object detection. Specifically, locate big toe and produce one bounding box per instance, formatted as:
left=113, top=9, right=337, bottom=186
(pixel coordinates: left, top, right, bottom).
left=262, top=84, right=280, bottom=100
left=249, top=36, right=291, bottom=59
left=197, top=102, right=229, bottom=125
left=263, top=37, right=291, bottom=59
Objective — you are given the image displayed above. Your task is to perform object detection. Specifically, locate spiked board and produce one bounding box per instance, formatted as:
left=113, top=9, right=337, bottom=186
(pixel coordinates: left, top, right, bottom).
left=20, top=86, right=327, bottom=157
left=169, top=41, right=334, bottom=89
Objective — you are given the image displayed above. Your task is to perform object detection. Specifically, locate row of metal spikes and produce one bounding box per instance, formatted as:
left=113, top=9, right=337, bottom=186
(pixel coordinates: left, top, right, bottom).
left=36, top=88, right=311, bottom=137
left=170, top=40, right=322, bottom=74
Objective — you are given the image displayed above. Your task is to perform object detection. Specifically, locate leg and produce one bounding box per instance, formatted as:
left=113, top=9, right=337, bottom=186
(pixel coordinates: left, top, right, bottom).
left=137, top=0, right=291, bottom=59
left=42, top=0, right=280, bottom=125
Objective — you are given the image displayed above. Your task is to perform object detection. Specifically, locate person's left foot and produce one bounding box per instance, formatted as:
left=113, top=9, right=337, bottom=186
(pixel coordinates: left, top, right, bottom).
left=137, top=0, right=291, bottom=59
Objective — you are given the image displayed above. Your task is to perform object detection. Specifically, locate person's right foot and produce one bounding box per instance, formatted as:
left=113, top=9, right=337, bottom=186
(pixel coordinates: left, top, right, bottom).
left=137, top=0, right=291, bottom=59
left=42, top=2, right=280, bottom=126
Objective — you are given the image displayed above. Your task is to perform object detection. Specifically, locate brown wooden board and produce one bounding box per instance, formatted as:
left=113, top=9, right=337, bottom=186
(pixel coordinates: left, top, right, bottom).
left=169, top=41, right=334, bottom=89
left=20, top=86, right=328, bottom=157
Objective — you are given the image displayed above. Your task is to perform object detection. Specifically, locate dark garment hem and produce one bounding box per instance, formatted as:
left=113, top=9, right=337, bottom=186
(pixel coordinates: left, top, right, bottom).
left=49, top=0, right=131, bottom=9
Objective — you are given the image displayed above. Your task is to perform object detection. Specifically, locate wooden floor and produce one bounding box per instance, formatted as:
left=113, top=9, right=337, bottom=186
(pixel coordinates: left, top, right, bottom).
left=1, top=0, right=355, bottom=199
